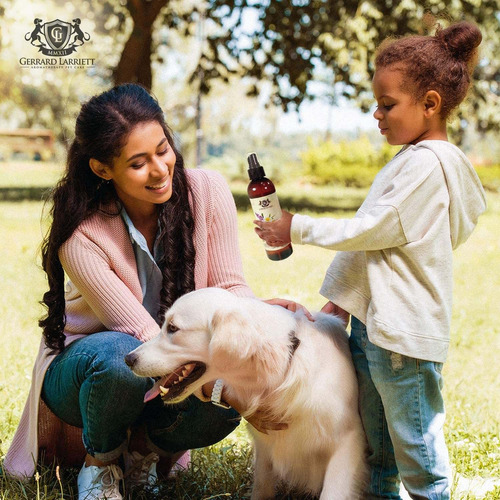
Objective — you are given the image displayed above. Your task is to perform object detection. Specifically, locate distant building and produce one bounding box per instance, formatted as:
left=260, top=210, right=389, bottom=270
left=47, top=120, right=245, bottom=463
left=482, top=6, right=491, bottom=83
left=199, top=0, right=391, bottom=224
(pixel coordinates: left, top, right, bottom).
left=0, top=129, right=55, bottom=161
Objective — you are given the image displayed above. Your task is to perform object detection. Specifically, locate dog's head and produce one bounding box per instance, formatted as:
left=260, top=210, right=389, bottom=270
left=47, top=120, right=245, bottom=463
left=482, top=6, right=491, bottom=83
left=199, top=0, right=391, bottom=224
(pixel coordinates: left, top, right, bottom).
left=125, top=288, right=297, bottom=404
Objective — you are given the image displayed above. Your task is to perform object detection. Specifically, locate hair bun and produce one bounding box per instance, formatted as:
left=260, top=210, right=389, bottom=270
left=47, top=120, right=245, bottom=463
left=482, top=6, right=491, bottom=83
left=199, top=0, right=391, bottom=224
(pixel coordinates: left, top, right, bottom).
left=436, top=21, right=482, bottom=63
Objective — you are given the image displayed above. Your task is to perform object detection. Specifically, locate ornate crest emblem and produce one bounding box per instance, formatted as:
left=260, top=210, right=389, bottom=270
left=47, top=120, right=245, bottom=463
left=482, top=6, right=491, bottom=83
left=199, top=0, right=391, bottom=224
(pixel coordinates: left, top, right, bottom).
left=43, top=19, right=72, bottom=50
left=43, top=19, right=71, bottom=50
left=25, top=18, right=90, bottom=56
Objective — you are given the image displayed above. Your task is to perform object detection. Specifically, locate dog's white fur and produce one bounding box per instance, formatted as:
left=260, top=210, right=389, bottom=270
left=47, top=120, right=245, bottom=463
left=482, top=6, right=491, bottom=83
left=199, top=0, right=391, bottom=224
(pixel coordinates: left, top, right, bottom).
left=127, top=288, right=367, bottom=499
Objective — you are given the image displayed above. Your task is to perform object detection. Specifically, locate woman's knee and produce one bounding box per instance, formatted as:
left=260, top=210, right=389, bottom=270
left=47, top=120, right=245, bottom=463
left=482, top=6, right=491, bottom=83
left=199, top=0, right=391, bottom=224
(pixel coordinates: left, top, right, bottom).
left=82, top=331, right=142, bottom=357
left=146, top=397, right=240, bottom=453
left=90, top=356, right=151, bottom=402
left=79, top=332, right=151, bottom=402
left=85, top=332, right=143, bottom=376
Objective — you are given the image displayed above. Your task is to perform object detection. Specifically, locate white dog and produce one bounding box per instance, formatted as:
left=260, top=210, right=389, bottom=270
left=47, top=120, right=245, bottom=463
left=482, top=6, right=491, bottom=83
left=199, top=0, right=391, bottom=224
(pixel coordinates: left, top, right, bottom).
left=125, top=288, right=367, bottom=499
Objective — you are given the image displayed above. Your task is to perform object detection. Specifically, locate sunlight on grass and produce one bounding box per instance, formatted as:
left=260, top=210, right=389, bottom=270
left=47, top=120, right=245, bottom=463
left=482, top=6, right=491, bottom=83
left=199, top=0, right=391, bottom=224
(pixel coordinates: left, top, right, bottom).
left=0, top=162, right=64, bottom=188
left=0, top=184, right=499, bottom=498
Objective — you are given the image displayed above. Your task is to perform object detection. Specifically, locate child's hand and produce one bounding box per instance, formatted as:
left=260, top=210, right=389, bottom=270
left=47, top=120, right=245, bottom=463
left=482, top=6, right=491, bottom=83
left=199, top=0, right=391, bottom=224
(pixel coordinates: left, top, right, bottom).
left=254, top=210, right=294, bottom=246
left=320, top=301, right=350, bottom=327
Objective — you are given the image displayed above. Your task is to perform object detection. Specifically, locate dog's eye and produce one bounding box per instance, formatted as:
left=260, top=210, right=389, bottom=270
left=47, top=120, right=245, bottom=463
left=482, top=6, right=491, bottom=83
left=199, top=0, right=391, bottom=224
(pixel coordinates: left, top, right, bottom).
left=167, top=322, right=179, bottom=334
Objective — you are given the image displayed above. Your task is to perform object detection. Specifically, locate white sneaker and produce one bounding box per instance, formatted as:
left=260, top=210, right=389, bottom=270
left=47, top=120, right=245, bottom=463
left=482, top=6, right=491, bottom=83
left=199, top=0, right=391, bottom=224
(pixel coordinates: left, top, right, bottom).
left=77, top=463, right=123, bottom=500
left=123, top=451, right=160, bottom=489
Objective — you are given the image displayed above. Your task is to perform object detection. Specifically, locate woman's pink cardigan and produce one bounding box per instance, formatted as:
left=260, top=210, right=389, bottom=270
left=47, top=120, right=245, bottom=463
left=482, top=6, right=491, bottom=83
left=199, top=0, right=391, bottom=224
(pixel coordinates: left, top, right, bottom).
left=4, top=169, right=254, bottom=478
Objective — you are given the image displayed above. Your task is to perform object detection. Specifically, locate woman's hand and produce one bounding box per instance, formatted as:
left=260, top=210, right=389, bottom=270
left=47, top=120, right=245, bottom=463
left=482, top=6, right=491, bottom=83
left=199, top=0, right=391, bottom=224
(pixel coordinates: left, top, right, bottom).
left=263, top=297, right=314, bottom=321
left=320, top=301, right=350, bottom=327
left=254, top=210, right=294, bottom=247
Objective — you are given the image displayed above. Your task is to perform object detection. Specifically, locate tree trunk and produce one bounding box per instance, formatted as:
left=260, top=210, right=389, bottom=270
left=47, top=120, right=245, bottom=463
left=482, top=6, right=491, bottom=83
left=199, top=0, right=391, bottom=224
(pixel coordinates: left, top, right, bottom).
left=113, top=0, right=167, bottom=89
left=195, top=82, right=203, bottom=168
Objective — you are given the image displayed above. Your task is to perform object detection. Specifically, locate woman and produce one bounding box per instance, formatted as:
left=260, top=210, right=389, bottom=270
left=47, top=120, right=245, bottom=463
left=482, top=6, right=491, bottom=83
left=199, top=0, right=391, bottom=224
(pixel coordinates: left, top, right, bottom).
left=4, top=83, right=295, bottom=499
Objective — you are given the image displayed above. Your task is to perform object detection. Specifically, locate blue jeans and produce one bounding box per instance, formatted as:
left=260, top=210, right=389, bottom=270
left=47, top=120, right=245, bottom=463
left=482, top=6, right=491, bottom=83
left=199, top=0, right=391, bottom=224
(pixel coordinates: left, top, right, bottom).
left=349, top=317, right=451, bottom=500
left=41, top=331, right=240, bottom=462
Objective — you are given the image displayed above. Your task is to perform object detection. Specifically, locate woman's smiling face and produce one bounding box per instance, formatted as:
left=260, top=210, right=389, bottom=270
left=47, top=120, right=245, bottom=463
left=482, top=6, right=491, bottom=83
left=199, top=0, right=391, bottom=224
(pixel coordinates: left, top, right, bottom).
left=99, top=121, right=177, bottom=215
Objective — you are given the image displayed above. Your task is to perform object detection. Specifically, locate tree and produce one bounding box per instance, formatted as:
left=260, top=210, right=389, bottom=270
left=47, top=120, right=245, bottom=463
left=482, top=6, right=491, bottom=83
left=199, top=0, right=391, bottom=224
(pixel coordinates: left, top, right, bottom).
left=113, top=0, right=167, bottom=86
left=102, top=0, right=500, bottom=135
left=2, top=0, right=499, bottom=140
left=202, top=0, right=499, bottom=136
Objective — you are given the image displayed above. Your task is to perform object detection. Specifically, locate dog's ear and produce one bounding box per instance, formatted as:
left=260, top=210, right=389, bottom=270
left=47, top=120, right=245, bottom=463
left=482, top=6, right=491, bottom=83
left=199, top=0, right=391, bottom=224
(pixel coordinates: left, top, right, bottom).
left=209, top=307, right=288, bottom=381
left=209, top=308, right=262, bottom=362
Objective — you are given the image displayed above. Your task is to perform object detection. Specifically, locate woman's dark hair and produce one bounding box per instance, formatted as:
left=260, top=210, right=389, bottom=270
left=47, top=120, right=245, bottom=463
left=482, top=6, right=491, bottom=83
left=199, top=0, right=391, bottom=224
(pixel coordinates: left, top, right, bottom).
left=375, top=21, right=482, bottom=119
left=39, top=83, right=195, bottom=352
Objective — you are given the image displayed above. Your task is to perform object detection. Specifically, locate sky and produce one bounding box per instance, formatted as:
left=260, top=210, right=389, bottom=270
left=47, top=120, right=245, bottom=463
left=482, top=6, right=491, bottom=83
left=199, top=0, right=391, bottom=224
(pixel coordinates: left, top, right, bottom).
left=278, top=99, right=377, bottom=135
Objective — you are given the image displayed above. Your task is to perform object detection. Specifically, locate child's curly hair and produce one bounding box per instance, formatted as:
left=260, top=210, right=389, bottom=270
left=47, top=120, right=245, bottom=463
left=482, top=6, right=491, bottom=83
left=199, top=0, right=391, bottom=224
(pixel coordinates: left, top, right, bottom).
left=375, top=21, right=482, bottom=119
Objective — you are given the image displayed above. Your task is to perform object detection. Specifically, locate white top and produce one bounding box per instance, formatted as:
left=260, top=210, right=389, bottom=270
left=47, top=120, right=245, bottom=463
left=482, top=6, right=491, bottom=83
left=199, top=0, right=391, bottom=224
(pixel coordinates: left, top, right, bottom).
left=291, top=140, right=486, bottom=362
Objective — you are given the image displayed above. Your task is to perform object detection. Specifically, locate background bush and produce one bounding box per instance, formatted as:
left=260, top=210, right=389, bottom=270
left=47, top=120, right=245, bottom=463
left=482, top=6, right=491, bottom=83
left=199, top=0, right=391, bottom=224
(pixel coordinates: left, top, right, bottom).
left=475, top=164, right=500, bottom=192
left=299, top=136, right=399, bottom=187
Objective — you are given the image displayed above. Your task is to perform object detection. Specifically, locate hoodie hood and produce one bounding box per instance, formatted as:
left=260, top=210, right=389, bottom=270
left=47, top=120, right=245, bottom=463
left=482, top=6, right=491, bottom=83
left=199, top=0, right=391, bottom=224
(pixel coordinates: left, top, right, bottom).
left=414, top=141, right=486, bottom=249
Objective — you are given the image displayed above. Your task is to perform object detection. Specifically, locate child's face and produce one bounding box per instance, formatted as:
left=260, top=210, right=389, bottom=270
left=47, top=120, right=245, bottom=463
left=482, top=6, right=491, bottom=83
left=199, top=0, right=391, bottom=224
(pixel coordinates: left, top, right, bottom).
left=372, top=67, right=432, bottom=145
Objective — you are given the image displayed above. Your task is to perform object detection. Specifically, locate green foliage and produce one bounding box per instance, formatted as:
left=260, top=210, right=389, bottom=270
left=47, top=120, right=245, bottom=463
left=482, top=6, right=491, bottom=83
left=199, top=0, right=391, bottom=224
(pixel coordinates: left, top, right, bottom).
left=296, top=138, right=500, bottom=190
left=163, top=437, right=253, bottom=499
left=2, top=0, right=499, bottom=143
left=475, top=164, right=500, bottom=192
left=209, top=0, right=500, bottom=138
left=299, top=136, right=397, bottom=187
left=203, top=154, right=249, bottom=183
left=448, top=430, right=500, bottom=478
left=484, top=487, right=500, bottom=500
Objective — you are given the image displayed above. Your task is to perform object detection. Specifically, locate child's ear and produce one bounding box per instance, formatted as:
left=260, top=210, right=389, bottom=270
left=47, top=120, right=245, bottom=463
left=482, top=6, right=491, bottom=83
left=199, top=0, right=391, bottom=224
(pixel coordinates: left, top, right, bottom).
left=423, top=90, right=442, bottom=117
left=89, top=158, right=112, bottom=181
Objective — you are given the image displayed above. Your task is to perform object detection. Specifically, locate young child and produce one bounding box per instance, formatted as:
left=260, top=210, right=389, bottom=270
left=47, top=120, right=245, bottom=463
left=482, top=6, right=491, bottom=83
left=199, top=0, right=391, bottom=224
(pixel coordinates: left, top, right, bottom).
left=255, top=21, right=486, bottom=499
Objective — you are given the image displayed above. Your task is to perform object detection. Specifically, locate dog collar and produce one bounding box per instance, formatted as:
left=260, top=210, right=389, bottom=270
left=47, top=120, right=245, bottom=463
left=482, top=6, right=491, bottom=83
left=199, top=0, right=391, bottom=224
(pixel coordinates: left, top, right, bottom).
left=211, top=379, right=231, bottom=409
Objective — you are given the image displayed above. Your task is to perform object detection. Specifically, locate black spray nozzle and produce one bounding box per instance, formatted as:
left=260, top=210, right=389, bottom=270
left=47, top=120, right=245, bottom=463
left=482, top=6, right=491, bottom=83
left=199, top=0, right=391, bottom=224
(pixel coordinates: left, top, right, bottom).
left=247, top=152, right=266, bottom=180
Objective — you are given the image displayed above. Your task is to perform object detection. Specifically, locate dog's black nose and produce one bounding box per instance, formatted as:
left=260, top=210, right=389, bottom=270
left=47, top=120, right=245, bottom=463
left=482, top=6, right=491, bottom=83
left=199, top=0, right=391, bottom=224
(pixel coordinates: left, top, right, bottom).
left=124, top=353, right=136, bottom=368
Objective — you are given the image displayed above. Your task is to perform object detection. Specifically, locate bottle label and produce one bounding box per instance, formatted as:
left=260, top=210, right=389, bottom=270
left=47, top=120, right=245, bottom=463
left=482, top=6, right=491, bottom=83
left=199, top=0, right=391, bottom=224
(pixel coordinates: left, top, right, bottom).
left=249, top=193, right=288, bottom=251
left=250, top=192, right=282, bottom=222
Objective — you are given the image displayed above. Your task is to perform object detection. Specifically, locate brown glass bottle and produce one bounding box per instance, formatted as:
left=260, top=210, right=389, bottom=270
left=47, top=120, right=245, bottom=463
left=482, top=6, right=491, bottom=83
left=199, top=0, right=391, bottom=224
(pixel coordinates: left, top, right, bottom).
left=247, top=153, right=293, bottom=261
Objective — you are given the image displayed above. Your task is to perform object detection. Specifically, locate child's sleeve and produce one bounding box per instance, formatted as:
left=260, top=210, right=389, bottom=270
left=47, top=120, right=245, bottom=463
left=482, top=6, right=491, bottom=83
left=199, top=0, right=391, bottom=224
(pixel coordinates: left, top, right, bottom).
left=291, top=207, right=407, bottom=251
left=291, top=158, right=446, bottom=252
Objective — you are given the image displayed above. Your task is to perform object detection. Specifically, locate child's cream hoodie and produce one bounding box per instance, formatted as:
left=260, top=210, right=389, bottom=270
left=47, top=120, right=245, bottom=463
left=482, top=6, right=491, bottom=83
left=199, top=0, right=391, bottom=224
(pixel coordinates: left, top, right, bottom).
left=291, top=140, right=486, bottom=362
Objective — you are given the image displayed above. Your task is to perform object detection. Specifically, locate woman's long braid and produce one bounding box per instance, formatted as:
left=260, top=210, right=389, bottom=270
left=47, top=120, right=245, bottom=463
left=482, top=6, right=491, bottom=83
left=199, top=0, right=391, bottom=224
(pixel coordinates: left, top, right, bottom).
left=157, top=161, right=196, bottom=324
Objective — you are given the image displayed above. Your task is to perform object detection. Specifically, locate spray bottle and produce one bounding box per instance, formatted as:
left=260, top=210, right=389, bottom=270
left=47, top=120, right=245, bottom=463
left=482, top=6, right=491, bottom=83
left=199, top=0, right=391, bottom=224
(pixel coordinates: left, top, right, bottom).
left=247, top=153, right=293, bottom=261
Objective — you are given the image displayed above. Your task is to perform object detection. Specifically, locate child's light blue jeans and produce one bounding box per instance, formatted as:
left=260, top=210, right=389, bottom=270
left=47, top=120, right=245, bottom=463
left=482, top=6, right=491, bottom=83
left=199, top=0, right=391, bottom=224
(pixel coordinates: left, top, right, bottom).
left=349, top=317, right=451, bottom=499
left=41, top=331, right=240, bottom=462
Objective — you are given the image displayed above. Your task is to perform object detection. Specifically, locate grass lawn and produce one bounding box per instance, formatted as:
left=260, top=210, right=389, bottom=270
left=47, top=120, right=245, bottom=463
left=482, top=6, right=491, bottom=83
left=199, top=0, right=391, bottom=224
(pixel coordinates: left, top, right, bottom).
left=0, top=166, right=499, bottom=498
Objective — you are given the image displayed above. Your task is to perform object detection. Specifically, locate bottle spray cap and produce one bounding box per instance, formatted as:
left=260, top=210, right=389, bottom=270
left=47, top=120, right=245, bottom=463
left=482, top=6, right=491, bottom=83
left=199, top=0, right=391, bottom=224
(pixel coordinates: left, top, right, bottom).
left=247, top=153, right=266, bottom=180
